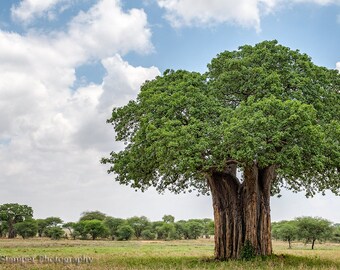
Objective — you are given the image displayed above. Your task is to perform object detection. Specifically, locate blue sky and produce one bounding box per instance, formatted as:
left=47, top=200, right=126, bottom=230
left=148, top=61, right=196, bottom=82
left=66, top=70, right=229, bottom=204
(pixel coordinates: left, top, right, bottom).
left=0, top=0, right=339, bottom=223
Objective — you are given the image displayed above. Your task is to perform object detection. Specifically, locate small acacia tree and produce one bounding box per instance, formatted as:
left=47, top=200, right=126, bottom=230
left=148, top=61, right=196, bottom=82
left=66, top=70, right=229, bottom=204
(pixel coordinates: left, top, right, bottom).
left=272, top=220, right=298, bottom=248
left=84, top=220, right=108, bottom=240
left=102, top=40, right=340, bottom=260
left=296, top=216, right=333, bottom=249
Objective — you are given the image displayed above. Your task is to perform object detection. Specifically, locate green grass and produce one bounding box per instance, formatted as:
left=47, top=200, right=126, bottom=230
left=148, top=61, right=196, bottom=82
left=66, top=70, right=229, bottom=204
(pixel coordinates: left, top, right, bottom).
left=0, top=239, right=339, bottom=269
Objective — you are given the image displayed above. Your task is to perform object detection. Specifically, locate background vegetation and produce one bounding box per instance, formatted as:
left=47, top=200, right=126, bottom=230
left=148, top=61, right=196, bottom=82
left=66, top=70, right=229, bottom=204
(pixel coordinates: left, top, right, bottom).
left=1, top=203, right=339, bottom=248
left=1, top=203, right=340, bottom=269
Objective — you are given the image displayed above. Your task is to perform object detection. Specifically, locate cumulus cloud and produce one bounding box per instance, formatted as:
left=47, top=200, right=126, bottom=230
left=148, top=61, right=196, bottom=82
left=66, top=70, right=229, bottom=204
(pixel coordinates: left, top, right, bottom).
left=157, top=0, right=340, bottom=30
left=70, top=56, right=160, bottom=151
left=67, top=0, right=153, bottom=59
left=157, top=0, right=265, bottom=31
left=1, top=0, right=156, bottom=156
left=11, top=0, right=65, bottom=23
left=0, top=0, right=160, bottom=219
left=99, top=55, right=160, bottom=110
left=336, top=62, right=340, bottom=71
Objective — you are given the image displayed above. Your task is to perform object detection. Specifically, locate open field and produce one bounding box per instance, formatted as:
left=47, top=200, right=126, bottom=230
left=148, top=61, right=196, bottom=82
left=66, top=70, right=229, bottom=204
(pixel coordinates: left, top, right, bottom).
left=0, top=239, right=339, bottom=269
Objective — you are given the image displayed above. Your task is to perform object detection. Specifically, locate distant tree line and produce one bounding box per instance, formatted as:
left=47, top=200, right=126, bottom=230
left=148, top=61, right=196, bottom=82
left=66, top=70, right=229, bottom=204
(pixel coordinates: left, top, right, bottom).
left=0, top=203, right=214, bottom=241
left=1, top=203, right=339, bottom=246
left=272, top=217, right=340, bottom=249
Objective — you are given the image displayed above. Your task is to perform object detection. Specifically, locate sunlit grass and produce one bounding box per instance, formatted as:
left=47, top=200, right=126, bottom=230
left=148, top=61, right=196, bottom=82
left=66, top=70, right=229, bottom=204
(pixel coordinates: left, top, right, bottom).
left=0, top=238, right=339, bottom=269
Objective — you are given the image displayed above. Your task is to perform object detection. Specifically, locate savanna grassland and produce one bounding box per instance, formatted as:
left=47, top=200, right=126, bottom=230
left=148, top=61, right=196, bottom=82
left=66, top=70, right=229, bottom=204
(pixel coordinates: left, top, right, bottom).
left=0, top=239, right=339, bottom=269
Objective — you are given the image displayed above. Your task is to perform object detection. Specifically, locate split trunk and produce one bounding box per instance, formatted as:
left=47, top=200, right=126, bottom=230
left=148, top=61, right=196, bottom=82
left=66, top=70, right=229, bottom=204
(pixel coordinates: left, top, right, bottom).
left=207, top=163, right=276, bottom=260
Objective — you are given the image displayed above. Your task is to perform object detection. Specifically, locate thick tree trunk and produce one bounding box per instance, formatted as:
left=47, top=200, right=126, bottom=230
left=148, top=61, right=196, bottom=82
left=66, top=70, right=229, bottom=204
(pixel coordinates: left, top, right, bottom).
left=207, top=163, right=275, bottom=260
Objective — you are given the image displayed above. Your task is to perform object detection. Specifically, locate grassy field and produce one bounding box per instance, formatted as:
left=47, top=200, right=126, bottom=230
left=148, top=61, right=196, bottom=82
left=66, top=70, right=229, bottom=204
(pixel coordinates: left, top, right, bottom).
left=0, top=238, right=339, bottom=269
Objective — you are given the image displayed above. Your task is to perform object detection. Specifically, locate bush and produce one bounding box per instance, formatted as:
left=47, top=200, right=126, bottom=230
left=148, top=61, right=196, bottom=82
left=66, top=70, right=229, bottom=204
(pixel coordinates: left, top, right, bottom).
left=186, top=220, right=204, bottom=239
left=116, top=225, right=134, bottom=240
left=72, top=221, right=88, bottom=239
left=156, top=223, right=177, bottom=240
left=14, top=220, right=38, bottom=239
left=44, top=227, right=64, bottom=240
left=240, top=240, right=256, bottom=260
left=141, top=229, right=156, bottom=240
left=84, top=220, right=108, bottom=240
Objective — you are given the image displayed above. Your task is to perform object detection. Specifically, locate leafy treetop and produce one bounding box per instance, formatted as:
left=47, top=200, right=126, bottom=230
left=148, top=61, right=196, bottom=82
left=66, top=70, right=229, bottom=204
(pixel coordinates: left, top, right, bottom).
left=102, top=40, right=340, bottom=197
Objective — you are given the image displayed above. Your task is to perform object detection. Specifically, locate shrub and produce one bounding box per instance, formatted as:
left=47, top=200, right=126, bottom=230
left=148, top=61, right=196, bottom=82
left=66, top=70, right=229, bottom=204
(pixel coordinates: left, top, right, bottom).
left=240, top=240, right=256, bottom=260
left=141, top=229, right=156, bottom=240
left=116, top=225, right=134, bottom=240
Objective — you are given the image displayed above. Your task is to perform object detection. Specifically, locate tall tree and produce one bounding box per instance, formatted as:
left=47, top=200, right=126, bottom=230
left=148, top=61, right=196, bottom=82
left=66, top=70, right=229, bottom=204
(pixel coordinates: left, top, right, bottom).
left=0, top=203, right=33, bottom=238
left=102, top=40, right=340, bottom=260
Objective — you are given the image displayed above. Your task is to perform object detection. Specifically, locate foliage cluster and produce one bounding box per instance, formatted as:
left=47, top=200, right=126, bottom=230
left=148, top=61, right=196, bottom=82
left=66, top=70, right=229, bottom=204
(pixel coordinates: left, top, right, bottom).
left=272, top=216, right=336, bottom=249
left=102, top=40, right=340, bottom=198
left=0, top=204, right=213, bottom=241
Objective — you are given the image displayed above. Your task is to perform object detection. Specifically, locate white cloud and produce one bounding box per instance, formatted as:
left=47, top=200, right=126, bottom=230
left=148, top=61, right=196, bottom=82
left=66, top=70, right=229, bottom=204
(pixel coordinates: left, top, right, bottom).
left=157, top=0, right=340, bottom=30
left=11, top=0, right=64, bottom=23
left=1, top=0, right=156, bottom=154
left=70, top=56, right=160, bottom=151
left=0, top=0, right=160, bottom=220
left=99, top=55, right=160, bottom=110
left=67, top=0, right=153, bottom=59
left=157, top=0, right=265, bottom=31
left=336, top=62, right=340, bottom=71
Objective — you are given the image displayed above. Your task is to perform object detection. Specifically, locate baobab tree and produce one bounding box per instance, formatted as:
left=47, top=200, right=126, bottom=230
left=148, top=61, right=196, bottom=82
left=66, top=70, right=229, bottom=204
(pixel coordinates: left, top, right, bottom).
left=102, top=40, right=340, bottom=260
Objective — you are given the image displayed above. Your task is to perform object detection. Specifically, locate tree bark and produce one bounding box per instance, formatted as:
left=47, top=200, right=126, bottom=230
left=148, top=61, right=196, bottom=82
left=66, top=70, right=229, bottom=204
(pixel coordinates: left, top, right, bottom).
left=8, top=220, right=15, bottom=239
left=207, top=163, right=275, bottom=260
